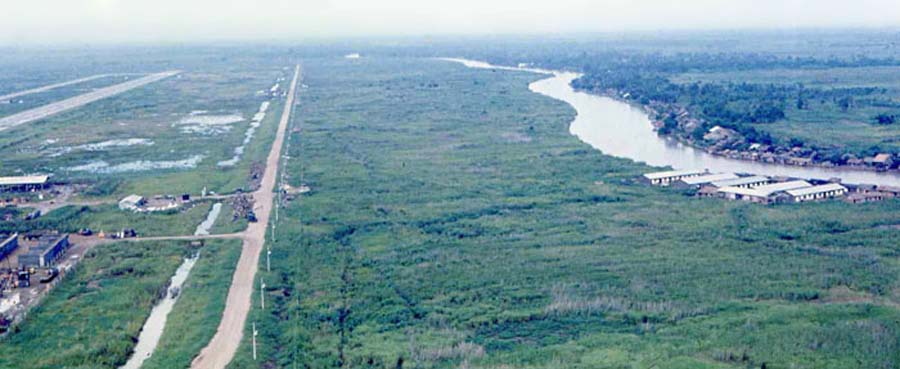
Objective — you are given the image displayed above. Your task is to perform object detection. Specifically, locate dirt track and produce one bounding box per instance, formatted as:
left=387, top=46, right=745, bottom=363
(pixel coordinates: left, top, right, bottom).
left=189, top=64, right=301, bottom=369
left=0, top=71, right=180, bottom=131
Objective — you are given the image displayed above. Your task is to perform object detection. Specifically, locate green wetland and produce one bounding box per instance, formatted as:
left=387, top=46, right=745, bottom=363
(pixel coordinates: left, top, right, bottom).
left=229, top=57, right=900, bottom=369
left=0, top=38, right=898, bottom=369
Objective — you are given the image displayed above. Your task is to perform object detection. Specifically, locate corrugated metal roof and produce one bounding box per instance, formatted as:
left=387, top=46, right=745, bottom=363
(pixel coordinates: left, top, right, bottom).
left=717, top=186, right=762, bottom=197
left=680, top=173, right=738, bottom=185
left=120, top=194, right=144, bottom=204
left=751, top=180, right=812, bottom=196
left=711, top=176, right=769, bottom=188
left=0, top=175, right=49, bottom=186
left=718, top=180, right=813, bottom=198
left=786, top=183, right=847, bottom=197
left=643, top=169, right=706, bottom=180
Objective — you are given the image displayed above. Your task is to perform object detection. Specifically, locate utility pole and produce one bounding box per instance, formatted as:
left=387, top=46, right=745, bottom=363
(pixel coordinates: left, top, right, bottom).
left=252, top=322, right=258, bottom=360
left=260, top=278, right=266, bottom=310
left=266, top=247, right=271, bottom=272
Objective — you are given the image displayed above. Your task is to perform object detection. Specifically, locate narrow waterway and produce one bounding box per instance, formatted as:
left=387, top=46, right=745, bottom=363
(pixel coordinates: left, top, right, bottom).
left=194, top=203, right=222, bottom=236
left=445, top=58, right=900, bottom=187
left=119, top=254, right=198, bottom=369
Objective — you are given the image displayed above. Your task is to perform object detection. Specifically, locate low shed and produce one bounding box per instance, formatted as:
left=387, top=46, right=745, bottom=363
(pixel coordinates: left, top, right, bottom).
left=0, top=175, right=49, bottom=192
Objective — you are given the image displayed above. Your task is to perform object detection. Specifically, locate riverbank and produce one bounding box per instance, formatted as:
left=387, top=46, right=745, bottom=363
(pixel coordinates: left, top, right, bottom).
left=575, top=85, right=899, bottom=176
left=446, top=58, right=900, bottom=187
left=228, top=56, right=900, bottom=369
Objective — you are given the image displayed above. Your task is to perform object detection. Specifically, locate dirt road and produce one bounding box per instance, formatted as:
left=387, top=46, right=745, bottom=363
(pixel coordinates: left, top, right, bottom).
left=0, top=71, right=180, bottom=131
left=125, top=233, right=243, bottom=242
left=190, top=64, right=301, bottom=369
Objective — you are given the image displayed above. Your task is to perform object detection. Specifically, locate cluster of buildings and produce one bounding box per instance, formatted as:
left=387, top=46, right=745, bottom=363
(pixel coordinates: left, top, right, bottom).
left=119, top=194, right=188, bottom=212
left=641, top=96, right=899, bottom=173
left=640, top=169, right=881, bottom=204
left=703, top=138, right=897, bottom=172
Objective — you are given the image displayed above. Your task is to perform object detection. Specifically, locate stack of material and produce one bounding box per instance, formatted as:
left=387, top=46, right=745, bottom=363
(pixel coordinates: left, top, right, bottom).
left=230, top=194, right=255, bottom=221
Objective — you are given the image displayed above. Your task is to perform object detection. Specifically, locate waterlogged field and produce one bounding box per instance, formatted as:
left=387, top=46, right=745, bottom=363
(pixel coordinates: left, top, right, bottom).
left=227, top=57, right=900, bottom=369
left=0, top=239, right=240, bottom=369
left=0, top=51, right=291, bottom=198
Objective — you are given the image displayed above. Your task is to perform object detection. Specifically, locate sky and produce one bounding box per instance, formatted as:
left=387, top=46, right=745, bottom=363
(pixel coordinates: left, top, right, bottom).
left=2, top=0, right=899, bottom=45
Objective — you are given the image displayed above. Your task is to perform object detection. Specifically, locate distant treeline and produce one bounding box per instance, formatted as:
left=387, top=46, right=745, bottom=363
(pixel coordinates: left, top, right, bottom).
left=476, top=48, right=900, bottom=158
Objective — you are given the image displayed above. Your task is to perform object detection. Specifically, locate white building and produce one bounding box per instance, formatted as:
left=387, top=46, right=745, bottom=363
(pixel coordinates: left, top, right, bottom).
left=119, top=194, right=146, bottom=211
left=710, top=176, right=770, bottom=189
left=786, top=183, right=848, bottom=202
left=676, top=173, right=738, bottom=188
left=0, top=175, right=49, bottom=192
left=718, top=180, right=812, bottom=203
left=643, top=169, right=708, bottom=186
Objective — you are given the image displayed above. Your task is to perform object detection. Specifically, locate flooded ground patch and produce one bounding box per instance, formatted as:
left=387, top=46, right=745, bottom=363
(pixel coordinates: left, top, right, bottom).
left=175, top=113, right=244, bottom=135
left=218, top=101, right=269, bottom=167
left=67, top=155, right=205, bottom=174
left=46, top=138, right=154, bottom=157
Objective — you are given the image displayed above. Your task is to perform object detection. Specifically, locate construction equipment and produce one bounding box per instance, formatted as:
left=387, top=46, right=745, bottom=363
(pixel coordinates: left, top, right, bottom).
left=39, top=268, right=58, bottom=284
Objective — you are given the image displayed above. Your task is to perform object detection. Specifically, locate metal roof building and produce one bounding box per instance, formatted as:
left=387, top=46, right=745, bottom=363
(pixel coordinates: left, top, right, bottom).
left=718, top=180, right=813, bottom=203
left=642, top=169, right=707, bottom=186
left=786, top=183, right=848, bottom=202
left=119, top=194, right=146, bottom=211
left=710, top=176, right=770, bottom=189
left=0, top=175, right=49, bottom=191
left=749, top=180, right=813, bottom=197
left=677, top=173, right=738, bottom=187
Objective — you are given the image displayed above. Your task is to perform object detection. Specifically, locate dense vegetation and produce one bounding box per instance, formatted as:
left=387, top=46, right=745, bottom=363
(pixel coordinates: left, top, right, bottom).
left=226, top=57, right=900, bottom=369
left=445, top=32, right=900, bottom=159
left=0, top=202, right=215, bottom=236
left=0, top=239, right=239, bottom=369
left=2, top=35, right=900, bottom=369
left=568, top=54, right=900, bottom=157
left=142, top=240, right=242, bottom=369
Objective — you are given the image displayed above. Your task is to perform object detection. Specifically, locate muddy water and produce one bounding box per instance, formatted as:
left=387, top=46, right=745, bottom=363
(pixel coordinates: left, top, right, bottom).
left=119, top=255, right=198, bottom=369
left=445, top=58, right=900, bottom=187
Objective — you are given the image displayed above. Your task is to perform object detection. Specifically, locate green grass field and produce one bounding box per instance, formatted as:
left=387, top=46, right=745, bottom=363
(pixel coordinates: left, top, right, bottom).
left=141, top=240, right=242, bottom=369
left=222, top=57, right=900, bottom=369
left=0, top=202, right=215, bottom=237
left=0, top=44, right=898, bottom=369
left=0, top=239, right=240, bottom=369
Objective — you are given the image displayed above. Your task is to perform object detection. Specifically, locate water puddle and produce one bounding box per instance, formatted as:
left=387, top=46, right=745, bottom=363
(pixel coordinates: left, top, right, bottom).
left=67, top=155, right=204, bottom=174
left=218, top=101, right=270, bottom=167
left=46, top=138, right=154, bottom=157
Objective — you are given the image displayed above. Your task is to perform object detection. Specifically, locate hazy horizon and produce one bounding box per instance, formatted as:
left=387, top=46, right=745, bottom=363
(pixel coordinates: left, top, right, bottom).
left=3, top=0, right=900, bottom=46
